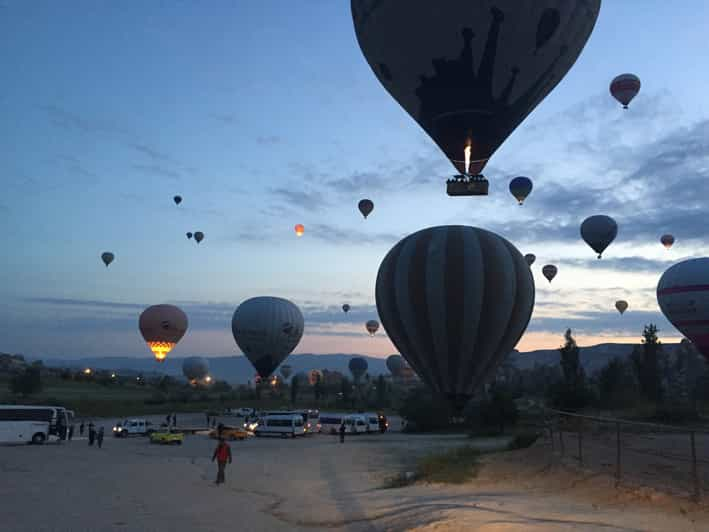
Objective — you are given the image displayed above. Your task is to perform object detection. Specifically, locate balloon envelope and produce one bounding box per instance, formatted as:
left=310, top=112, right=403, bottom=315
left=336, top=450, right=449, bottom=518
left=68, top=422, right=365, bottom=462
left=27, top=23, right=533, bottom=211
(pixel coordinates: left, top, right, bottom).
left=524, top=253, right=536, bottom=266
left=657, top=258, right=709, bottom=362
left=509, top=177, right=533, bottom=205
left=231, top=296, right=304, bottom=379
left=610, top=73, right=640, bottom=109
left=186, top=232, right=193, bottom=239
left=375, top=225, right=535, bottom=411
left=101, top=252, right=114, bottom=267
left=351, top=0, right=600, bottom=176
left=358, top=199, right=374, bottom=218
left=542, top=264, right=557, bottom=283
left=295, top=224, right=304, bottom=237
left=580, top=215, right=618, bottom=258
left=194, top=231, right=204, bottom=243
left=386, top=354, right=405, bottom=376
left=173, top=195, right=182, bottom=205
left=365, top=320, right=379, bottom=336
left=139, top=304, right=188, bottom=362
left=342, top=304, right=351, bottom=313
left=661, top=234, right=675, bottom=250
left=182, top=356, right=209, bottom=382
left=615, top=300, right=628, bottom=315
left=349, top=357, right=368, bottom=381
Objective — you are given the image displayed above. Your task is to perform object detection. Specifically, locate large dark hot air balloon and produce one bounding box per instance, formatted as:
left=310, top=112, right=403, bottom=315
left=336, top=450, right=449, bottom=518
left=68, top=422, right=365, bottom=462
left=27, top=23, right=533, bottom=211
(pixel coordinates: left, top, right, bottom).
left=386, top=354, right=404, bottom=376
left=101, top=252, right=114, bottom=267
left=182, top=356, right=209, bottom=384
left=524, top=253, right=536, bottom=266
left=139, top=305, right=188, bottom=362
left=365, top=320, right=379, bottom=336
left=349, top=357, right=368, bottom=381
left=610, top=74, right=640, bottom=109
left=509, top=177, right=533, bottom=205
left=351, top=1, right=600, bottom=196
left=580, top=215, right=618, bottom=259
left=375, top=225, right=534, bottom=411
left=615, top=300, right=628, bottom=315
left=542, top=264, right=557, bottom=283
left=173, top=195, right=182, bottom=205
left=194, top=231, right=204, bottom=243
left=231, top=296, right=304, bottom=379
left=661, top=234, right=675, bottom=250
left=342, top=304, right=351, bottom=313
left=658, top=259, right=709, bottom=362
left=358, top=199, right=374, bottom=218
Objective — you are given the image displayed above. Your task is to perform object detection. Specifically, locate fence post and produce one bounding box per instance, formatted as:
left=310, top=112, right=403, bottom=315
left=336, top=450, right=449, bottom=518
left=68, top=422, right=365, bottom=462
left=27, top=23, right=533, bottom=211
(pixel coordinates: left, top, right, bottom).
left=559, top=423, right=565, bottom=456
left=691, top=431, right=701, bottom=502
left=578, top=419, right=583, bottom=466
left=549, top=422, right=555, bottom=452
left=615, top=421, right=621, bottom=487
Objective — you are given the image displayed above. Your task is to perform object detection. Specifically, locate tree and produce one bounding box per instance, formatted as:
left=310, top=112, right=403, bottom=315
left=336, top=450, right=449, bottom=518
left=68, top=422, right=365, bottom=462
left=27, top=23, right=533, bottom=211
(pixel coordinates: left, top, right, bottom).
left=290, top=376, right=299, bottom=405
left=9, top=366, right=43, bottom=396
left=476, top=382, right=518, bottom=433
left=376, top=375, right=387, bottom=407
left=597, top=357, right=639, bottom=409
left=314, top=374, right=323, bottom=402
left=631, top=324, right=663, bottom=402
left=549, top=329, right=591, bottom=410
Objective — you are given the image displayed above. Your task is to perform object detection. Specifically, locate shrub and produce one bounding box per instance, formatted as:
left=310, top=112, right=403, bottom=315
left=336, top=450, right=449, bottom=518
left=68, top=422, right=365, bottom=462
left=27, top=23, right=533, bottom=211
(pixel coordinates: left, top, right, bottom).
left=507, top=431, right=540, bottom=450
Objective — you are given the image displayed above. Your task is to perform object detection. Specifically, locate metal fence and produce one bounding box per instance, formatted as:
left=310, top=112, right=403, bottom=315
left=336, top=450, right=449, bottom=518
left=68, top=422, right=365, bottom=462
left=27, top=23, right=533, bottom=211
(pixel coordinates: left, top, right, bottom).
left=542, top=408, right=709, bottom=502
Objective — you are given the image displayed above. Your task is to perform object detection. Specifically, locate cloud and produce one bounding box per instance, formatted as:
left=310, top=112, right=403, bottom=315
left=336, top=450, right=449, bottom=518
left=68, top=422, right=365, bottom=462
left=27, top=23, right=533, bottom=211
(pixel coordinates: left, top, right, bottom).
left=39, top=104, right=128, bottom=137
left=131, top=164, right=181, bottom=181
left=210, top=113, right=238, bottom=125
left=256, top=135, right=281, bottom=145
left=269, top=186, right=329, bottom=211
left=130, top=143, right=172, bottom=162
left=307, top=223, right=401, bottom=246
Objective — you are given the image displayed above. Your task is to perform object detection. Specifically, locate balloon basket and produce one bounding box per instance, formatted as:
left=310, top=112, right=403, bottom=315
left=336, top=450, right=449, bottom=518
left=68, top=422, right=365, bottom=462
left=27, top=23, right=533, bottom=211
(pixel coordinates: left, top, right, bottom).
left=446, top=174, right=489, bottom=196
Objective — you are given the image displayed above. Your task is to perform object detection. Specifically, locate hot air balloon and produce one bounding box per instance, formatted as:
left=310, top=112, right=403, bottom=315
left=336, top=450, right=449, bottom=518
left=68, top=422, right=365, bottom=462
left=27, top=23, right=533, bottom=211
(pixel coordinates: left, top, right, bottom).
left=173, top=195, right=182, bottom=205
left=351, top=1, right=600, bottom=196
left=231, top=296, right=304, bottom=379
left=101, top=252, right=114, bottom=267
left=615, top=300, right=628, bottom=315
left=358, top=199, right=374, bottom=219
left=509, top=177, right=533, bottom=205
left=542, top=264, right=558, bottom=283
left=194, top=231, right=204, bottom=243
left=139, top=304, right=188, bottom=362
left=349, top=357, right=368, bottom=381
left=661, top=234, right=675, bottom=250
left=610, top=74, right=641, bottom=109
left=657, top=258, right=709, bottom=362
left=294, top=224, right=304, bottom=237
left=280, top=364, right=293, bottom=380
left=375, top=225, right=534, bottom=411
left=182, top=356, right=209, bottom=384
left=524, top=253, right=536, bottom=267
left=580, top=215, right=618, bottom=259
left=186, top=232, right=193, bottom=240
left=342, top=304, right=351, bottom=313
left=365, top=320, right=379, bottom=336
left=386, top=354, right=404, bottom=376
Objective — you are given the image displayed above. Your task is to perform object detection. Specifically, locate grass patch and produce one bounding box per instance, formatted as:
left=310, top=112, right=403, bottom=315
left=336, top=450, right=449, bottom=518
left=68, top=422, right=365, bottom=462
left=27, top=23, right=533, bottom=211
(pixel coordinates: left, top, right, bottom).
left=382, top=446, right=481, bottom=488
left=506, top=431, right=540, bottom=450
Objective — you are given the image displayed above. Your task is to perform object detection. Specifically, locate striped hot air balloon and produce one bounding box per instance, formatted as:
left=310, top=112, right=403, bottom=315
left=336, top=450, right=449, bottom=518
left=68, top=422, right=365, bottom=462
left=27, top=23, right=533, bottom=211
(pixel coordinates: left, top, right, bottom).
left=375, top=225, right=534, bottom=411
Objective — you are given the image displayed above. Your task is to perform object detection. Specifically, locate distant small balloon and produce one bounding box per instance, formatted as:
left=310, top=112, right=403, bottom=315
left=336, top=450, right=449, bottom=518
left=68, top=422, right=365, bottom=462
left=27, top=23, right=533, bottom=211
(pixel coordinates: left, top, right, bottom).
left=661, top=234, right=675, bottom=250
left=173, top=195, right=182, bottom=205
left=524, top=253, right=536, bottom=267
left=295, top=224, right=305, bottom=237
left=542, top=264, right=558, bottom=283
left=610, top=74, right=641, bottom=109
left=365, top=320, right=379, bottom=336
left=358, top=199, right=374, bottom=219
left=509, top=177, right=533, bottom=205
left=580, top=215, right=618, bottom=259
left=342, top=304, right=351, bottom=313
left=615, top=300, right=628, bottom=315
left=186, top=232, right=193, bottom=240
left=194, top=231, right=204, bottom=243
left=101, top=252, right=114, bottom=267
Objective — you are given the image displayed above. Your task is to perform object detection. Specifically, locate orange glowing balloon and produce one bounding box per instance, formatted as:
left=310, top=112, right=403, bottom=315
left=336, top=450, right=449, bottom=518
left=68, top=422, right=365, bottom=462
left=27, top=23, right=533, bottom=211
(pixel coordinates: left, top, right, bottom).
left=138, top=304, right=188, bottom=362
left=294, top=224, right=304, bottom=237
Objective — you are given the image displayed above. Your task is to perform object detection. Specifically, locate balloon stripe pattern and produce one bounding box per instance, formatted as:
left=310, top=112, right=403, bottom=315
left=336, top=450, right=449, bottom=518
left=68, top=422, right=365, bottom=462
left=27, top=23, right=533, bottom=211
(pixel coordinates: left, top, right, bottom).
left=375, top=226, right=534, bottom=409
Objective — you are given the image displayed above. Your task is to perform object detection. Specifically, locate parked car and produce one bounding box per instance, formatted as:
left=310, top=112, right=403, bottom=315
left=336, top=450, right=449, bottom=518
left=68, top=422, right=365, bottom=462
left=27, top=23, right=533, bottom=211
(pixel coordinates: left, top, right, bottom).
left=209, top=425, right=250, bottom=441
left=113, top=419, right=154, bottom=437
left=149, top=431, right=184, bottom=445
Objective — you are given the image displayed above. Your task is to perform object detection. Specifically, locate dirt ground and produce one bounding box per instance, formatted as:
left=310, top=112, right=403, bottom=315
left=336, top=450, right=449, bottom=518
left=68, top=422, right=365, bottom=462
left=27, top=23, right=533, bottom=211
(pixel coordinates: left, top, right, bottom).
left=2, top=413, right=708, bottom=531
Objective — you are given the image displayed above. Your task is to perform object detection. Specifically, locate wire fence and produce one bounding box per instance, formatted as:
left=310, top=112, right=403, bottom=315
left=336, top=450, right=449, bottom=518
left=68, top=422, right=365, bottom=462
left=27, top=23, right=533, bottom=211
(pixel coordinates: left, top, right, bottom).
left=542, top=408, right=709, bottom=502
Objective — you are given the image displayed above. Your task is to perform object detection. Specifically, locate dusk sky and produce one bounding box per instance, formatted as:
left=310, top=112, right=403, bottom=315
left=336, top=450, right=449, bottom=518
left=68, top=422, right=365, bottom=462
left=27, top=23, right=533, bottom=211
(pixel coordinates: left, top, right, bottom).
left=3, top=1, right=709, bottom=360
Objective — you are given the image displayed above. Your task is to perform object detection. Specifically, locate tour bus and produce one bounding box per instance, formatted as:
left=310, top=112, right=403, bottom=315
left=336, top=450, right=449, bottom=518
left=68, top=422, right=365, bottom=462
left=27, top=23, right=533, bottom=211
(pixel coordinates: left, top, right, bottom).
left=254, top=414, right=305, bottom=438
left=0, top=405, right=66, bottom=444
left=319, top=413, right=346, bottom=435
left=294, top=409, right=320, bottom=433
left=363, top=413, right=381, bottom=433
left=343, top=414, right=368, bottom=434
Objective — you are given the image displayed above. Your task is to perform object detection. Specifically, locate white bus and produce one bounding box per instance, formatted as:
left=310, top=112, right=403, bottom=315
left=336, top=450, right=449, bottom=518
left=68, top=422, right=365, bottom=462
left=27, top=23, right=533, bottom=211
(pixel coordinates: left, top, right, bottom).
left=0, top=405, right=65, bottom=444
left=343, top=414, right=368, bottom=434
left=319, top=413, right=346, bottom=435
left=363, top=413, right=381, bottom=433
left=254, top=414, right=305, bottom=438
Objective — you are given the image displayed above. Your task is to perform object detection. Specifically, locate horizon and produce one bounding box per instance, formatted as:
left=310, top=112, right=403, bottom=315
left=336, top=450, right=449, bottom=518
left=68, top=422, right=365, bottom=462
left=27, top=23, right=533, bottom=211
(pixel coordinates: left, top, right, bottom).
left=2, top=2, right=707, bottom=360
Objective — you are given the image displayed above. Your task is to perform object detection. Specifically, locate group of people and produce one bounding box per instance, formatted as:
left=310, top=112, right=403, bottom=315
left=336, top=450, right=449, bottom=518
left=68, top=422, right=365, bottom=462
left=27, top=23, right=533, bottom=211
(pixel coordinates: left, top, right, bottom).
left=79, top=420, right=104, bottom=448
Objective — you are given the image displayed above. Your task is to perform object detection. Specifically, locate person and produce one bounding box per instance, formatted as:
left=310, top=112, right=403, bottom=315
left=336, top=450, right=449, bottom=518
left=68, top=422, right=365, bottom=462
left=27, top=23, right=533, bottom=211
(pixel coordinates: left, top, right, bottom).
left=212, top=417, right=217, bottom=428
left=172, top=413, right=177, bottom=427
left=88, top=422, right=96, bottom=446
left=165, top=413, right=171, bottom=427
left=97, top=427, right=104, bottom=448
left=206, top=413, right=210, bottom=426
left=79, top=421, right=85, bottom=436
left=217, top=422, right=224, bottom=438
left=68, top=423, right=74, bottom=441
left=339, top=421, right=346, bottom=443
left=211, top=437, right=232, bottom=485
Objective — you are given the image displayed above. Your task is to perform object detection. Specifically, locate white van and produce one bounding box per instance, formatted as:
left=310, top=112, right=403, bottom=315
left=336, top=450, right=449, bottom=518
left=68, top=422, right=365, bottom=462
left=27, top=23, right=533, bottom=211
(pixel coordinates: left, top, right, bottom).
left=363, top=413, right=380, bottom=433
left=319, top=413, right=346, bottom=435
left=344, top=414, right=368, bottom=434
left=113, top=418, right=154, bottom=437
left=255, top=414, right=305, bottom=438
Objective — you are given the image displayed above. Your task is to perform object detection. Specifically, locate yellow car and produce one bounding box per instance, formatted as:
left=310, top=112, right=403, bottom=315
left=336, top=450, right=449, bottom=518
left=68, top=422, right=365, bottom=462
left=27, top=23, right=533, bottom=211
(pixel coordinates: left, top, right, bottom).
left=209, top=425, right=250, bottom=441
left=149, top=431, right=184, bottom=445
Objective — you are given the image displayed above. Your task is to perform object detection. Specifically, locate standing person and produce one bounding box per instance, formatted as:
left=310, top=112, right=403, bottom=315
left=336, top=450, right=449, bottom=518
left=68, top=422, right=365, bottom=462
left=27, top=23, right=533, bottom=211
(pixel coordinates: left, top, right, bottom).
left=172, top=413, right=177, bottom=427
left=68, top=423, right=75, bottom=441
left=206, top=412, right=210, bottom=426
left=339, top=421, right=346, bottom=443
left=165, top=413, right=171, bottom=428
left=79, top=420, right=85, bottom=437
left=88, top=422, right=96, bottom=446
left=211, top=437, right=232, bottom=485
left=97, top=427, right=104, bottom=448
